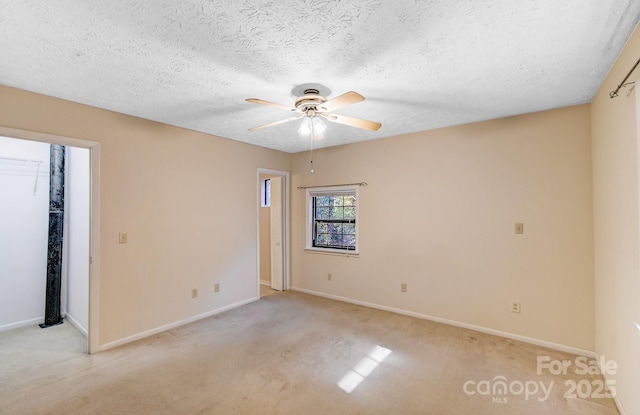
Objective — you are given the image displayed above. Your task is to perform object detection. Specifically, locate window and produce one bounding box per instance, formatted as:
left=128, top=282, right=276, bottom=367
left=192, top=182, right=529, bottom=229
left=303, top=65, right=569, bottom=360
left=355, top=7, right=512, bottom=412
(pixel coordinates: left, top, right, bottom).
left=261, top=178, right=271, bottom=207
left=307, top=186, right=358, bottom=253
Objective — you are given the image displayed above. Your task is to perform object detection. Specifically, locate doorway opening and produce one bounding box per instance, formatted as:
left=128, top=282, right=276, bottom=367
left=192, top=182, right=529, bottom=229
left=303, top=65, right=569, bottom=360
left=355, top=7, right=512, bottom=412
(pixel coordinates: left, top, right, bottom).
left=257, top=169, right=289, bottom=298
left=0, top=126, right=100, bottom=354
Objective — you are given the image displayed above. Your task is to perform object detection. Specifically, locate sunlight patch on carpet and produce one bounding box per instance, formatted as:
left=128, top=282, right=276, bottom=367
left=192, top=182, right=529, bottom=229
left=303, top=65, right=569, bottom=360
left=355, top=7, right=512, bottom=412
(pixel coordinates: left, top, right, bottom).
left=338, top=345, right=392, bottom=393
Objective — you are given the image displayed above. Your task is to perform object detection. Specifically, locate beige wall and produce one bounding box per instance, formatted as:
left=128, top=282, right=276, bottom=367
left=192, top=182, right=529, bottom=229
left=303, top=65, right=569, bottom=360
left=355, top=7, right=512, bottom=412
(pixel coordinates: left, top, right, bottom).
left=0, top=85, right=290, bottom=349
left=591, top=23, right=640, bottom=415
left=291, top=104, right=595, bottom=351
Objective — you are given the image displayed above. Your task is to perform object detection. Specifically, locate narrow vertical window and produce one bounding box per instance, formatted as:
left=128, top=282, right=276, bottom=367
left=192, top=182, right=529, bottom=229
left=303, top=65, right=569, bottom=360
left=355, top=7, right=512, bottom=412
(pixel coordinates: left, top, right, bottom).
left=262, top=178, right=271, bottom=207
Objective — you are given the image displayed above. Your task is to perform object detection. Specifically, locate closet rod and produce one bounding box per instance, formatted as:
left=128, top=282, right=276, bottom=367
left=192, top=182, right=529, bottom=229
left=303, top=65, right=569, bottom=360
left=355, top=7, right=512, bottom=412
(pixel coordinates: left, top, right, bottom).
left=0, top=156, right=45, bottom=196
left=0, top=156, right=44, bottom=164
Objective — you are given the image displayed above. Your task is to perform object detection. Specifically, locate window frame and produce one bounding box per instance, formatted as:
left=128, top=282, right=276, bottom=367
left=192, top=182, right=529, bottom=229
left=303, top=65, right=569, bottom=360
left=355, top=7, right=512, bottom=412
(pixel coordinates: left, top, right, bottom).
left=305, top=185, right=359, bottom=255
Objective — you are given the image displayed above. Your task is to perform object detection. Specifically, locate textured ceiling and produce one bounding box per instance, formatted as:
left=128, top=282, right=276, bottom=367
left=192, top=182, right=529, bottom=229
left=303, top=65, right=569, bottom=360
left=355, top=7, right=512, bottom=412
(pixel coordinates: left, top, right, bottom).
left=1, top=1, right=639, bottom=153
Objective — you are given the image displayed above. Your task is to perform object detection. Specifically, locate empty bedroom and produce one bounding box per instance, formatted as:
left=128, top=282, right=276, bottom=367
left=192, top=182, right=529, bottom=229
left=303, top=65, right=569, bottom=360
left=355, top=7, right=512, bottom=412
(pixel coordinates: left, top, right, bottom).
left=1, top=1, right=639, bottom=414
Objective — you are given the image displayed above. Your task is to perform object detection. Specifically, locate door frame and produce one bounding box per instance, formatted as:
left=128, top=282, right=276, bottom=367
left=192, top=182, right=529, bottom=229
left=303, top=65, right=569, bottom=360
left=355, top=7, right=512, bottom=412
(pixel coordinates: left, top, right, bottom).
left=0, top=126, right=101, bottom=354
left=256, top=168, right=290, bottom=296
left=269, top=175, right=283, bottom=291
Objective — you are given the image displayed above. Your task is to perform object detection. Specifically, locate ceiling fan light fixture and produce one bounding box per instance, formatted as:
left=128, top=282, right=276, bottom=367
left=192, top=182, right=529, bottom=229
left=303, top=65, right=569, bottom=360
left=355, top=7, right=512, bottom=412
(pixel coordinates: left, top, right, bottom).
left=298, top=117, right=312, bottom=136
left=298, top=116, right=326, bottom=136
left=312, top=117, right=326, bottom=135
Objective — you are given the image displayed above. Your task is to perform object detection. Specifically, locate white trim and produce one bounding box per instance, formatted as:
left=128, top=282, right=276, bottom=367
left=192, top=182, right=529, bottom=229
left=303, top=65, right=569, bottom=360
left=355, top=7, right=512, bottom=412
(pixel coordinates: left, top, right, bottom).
left=613, top=399, right=627, bottom=415
left=256, top=168, right=290, bottom=295
left=597, top=366, right=627, bottom=415
left=260, top=279, right=271, bottom=286
left=0, top=126, right=100, bottom=354
left=98, top=297, right=259, bottom=352
left=88, top=144, right=100, bottom=353
left=303, top=249, right=360, bottom=258
left=291, top=287, right=597, bottom=358
left=64, top=313, right=88, bottom=338
left=304, top=248, right=360, bottom=256
left=0, top=317, right=43, bottom=333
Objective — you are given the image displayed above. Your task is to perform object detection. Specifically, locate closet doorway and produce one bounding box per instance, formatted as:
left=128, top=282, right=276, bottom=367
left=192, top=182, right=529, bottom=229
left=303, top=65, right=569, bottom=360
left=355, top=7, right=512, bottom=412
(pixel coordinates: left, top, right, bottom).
left=0, top=127, right=100, bottom=354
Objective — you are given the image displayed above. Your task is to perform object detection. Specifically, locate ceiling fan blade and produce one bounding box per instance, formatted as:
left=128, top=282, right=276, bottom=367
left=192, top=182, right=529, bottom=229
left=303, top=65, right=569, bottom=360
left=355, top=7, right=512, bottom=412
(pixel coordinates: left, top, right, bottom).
left=322, top=91, right=365, bottom=112
left=323, top=113, right=381, bottom=131
left=245, top=98, right=295, bottom=112
left=248, top=115, right=303, bottom=131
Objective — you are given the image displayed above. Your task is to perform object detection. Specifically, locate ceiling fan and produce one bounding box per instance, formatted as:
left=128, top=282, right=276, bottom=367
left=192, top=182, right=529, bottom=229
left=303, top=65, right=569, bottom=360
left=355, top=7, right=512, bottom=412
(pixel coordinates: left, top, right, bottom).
left=245, top=88, right=382, bottom=133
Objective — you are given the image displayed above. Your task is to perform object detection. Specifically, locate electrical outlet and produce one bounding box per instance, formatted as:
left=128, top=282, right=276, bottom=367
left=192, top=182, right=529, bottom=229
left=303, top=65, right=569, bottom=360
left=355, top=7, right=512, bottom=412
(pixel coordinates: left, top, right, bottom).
left=214, top=283, right=220, bottom=293
left=118, top=232, right=128, bottom=244
left=510, top=300, right=521, bottom=313
left=327, top=273, right=332, bottom=281
left=192, top=288, right=198, bottom=299
left=401, top=283, right=408, bottom=293
left=515, top=223, right=524, bottom=234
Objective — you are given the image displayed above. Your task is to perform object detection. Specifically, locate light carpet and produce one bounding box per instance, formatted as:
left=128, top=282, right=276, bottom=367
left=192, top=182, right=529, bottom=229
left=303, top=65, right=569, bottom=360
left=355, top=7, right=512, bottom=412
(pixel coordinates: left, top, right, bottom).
left=0, top=291, right=619, bottom=414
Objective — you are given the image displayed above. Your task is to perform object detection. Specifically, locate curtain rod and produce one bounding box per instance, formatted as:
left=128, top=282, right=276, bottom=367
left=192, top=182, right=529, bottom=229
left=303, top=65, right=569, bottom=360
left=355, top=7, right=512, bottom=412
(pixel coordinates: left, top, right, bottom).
left=297, top=182, right=368, bottom=189
left=609, top=56, right=640, bottom=98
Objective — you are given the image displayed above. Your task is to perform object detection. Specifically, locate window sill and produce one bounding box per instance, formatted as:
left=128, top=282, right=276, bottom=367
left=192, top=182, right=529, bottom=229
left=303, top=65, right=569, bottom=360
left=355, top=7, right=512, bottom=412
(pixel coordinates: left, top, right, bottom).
left=304, top=248, right=360, bottom=257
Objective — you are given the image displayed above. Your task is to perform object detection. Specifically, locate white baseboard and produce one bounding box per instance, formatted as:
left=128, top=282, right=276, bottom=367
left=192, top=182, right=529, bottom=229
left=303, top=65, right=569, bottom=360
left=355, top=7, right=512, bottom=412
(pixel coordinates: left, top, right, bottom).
left=0, top=317, right=43, bottom=333
left=64, top=313, right=88, bottom=338
left=260, top=280, right=271, bottom=286
left=291, top=287, right=597, bottom=358
left=609, top=377, right=626, bottom=415
left=98, top=297, right=259, bottom=352
left=595, top=360, right=626, bottom=415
